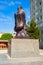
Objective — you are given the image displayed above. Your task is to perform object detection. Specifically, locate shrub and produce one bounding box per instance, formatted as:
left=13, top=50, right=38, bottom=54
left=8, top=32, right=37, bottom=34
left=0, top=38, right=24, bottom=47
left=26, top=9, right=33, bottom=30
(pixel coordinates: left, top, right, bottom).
left=0, top=33, right=13, bottom=40
left=27, top=19, right=40, bottom=39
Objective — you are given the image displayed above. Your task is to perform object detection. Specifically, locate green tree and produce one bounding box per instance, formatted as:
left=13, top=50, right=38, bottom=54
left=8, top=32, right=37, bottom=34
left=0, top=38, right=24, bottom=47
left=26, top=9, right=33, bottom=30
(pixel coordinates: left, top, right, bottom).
left=0, top=33, right=13, bottom=40
left=27, top=19, right=40, bottom=39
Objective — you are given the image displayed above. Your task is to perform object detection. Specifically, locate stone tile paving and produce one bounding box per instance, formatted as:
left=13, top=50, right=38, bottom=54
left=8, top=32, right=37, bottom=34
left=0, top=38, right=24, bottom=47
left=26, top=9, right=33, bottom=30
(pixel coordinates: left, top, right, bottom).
left=0, top=53, right=43, bottom=65
left=0, top=54, right=10, bottom=64
left=0, top=62, right=43, bottom=65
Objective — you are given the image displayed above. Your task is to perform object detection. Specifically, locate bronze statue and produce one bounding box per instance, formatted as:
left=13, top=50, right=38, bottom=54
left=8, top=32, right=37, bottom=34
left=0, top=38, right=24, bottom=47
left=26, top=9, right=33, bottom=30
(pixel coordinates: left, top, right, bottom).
left=14, top=6, right=28, bottom=38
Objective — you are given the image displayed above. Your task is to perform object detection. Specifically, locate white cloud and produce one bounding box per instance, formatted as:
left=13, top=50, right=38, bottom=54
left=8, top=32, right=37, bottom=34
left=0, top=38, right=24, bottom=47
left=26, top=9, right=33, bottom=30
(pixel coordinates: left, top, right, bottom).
left=26, top=15, right=30, bottom=19
left=24, top=8, right=30, bottom=22
left=0, top=13, right=15, bottom=33
left=0, top=13, right=13, bottom=24
left=9, top=1, right=21, bottom=6
left=0, top=1, right=7, bottom=10
left=0, top=1, right=22, bottom=6
left=0, top=1, right=22, bottom=10
left=15, top=1, right=22, bottom=4
left=9, top=1, right=15, bottom=6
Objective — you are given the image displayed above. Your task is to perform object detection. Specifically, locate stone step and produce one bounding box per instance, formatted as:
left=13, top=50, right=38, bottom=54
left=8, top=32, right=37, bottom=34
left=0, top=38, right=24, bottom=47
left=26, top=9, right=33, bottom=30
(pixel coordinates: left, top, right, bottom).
left=0, top=61, right=43, bottom=65
left=0, top=54, right=43, bottom=65
left=0, top=50, right=7, bottom=54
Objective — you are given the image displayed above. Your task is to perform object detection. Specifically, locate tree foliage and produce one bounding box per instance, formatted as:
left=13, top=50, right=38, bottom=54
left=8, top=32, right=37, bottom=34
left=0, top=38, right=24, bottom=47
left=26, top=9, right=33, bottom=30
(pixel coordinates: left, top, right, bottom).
left=0, top=33, right=13, bottom=40
left=27, top=19, right=40, bottom=39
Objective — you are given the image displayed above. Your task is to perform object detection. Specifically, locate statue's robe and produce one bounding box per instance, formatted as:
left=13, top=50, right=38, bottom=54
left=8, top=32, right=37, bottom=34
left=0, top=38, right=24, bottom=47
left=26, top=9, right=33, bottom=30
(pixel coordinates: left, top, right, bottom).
left=14, top=12, right=26, bottom=32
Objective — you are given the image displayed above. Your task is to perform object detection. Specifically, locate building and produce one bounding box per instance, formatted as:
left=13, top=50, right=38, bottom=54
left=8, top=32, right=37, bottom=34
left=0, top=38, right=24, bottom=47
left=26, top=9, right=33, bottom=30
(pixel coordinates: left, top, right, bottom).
left=0, top=32, right=4, bottom=38
left=30, top=0, right=43, bottom=42
left=12, top=33, right=16, bottom=37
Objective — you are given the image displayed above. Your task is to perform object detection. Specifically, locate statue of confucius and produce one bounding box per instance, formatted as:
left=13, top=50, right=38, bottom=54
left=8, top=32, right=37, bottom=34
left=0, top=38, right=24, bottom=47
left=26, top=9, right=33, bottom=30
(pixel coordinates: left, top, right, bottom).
left=14, top=6, right=29, bottom=38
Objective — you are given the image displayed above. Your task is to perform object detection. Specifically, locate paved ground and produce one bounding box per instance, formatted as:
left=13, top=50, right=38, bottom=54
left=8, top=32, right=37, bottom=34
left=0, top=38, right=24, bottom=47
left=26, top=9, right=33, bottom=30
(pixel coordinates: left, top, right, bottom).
left=0, top=49, right=43, bottom=65
left=0, top=53, right=43, bottom=65
left=1, top=62, right=43, bottom=65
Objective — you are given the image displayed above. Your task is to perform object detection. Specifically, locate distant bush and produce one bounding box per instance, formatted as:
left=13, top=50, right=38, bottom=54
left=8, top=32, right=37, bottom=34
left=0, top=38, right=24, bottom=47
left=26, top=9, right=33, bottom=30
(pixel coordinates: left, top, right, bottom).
left=0, top=33, right=13, bottom=40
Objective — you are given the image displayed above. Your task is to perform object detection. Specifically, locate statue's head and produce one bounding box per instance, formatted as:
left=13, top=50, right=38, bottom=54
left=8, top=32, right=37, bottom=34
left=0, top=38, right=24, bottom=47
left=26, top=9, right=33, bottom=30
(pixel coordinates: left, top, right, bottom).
left=17, top=6, right=23, bottom=13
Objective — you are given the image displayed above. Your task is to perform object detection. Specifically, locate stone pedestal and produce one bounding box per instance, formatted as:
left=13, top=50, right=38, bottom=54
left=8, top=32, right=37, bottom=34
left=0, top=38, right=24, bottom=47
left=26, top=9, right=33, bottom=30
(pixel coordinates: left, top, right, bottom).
left=8, top=38, right=39, bottom=58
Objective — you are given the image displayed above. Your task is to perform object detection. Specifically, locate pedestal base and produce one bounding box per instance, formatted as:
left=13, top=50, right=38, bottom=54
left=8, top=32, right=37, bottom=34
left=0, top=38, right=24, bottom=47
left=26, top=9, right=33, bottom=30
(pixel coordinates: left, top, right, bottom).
left=8, top=39, right=39, bottom=58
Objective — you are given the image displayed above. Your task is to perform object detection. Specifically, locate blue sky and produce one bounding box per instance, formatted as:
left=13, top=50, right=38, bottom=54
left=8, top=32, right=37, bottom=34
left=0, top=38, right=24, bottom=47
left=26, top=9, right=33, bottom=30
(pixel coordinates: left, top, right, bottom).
left=0, top=0, right=30, bottom=33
